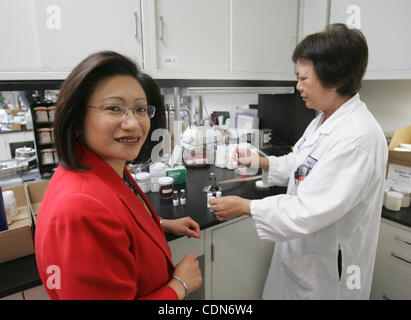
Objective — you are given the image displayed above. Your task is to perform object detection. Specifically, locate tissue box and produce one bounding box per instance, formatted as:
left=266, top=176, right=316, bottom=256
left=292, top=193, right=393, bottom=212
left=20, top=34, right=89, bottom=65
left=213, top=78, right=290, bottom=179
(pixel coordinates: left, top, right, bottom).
left=0, top=185, right=34, bottom=264
left=166, top=166, right=186, bottom=190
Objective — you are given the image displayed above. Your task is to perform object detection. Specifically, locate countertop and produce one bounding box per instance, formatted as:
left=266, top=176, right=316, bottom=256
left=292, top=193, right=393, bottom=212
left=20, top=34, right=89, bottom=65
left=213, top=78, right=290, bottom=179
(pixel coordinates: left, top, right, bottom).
left=146, top=166, right=285, bottom=241
left=0, top=166, right=284, bottom=298
left=381, top=206, right=411, bottom=228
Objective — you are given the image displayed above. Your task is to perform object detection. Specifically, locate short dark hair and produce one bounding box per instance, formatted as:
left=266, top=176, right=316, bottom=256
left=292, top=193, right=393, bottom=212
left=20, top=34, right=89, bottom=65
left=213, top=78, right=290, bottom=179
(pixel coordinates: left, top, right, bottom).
left=292, top=23, right=368, bottom=97
left=54, top=51, right=165, bottom=171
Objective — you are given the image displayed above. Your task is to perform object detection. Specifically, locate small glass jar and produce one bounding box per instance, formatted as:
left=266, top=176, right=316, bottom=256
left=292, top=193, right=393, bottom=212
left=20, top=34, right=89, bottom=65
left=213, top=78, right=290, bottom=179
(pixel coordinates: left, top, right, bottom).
left=40, top=149, right=54, bottom=165
left=38, top=128, right=52, bottom=145
left=173, top=190, right=179, bottom=206
left=159, top=176, right=174, bottom=199
left=48, top=106, right=56, bottom=122
left=384, top=191, right=403, bottom=211
left=34, top=107, right=49, bottom=122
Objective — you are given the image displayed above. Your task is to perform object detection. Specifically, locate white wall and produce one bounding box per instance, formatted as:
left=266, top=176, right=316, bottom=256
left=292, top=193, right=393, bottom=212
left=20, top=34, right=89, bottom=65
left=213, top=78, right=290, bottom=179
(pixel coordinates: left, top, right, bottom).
left=360, top=80, right=411, bottom=135
left=199, top=80, right=411, bottom=137
left=201, top=93, right=258, bottom=122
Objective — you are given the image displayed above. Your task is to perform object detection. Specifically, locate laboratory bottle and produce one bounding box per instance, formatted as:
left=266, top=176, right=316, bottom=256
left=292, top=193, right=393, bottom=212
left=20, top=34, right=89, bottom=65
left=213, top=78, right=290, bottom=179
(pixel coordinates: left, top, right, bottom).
left=180, top=189, right=186, bottom=205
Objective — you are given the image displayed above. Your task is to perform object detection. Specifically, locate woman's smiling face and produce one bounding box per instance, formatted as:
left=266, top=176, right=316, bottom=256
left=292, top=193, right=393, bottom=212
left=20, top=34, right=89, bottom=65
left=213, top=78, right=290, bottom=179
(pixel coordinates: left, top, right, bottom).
left=82, top=75, right=150, bottom=172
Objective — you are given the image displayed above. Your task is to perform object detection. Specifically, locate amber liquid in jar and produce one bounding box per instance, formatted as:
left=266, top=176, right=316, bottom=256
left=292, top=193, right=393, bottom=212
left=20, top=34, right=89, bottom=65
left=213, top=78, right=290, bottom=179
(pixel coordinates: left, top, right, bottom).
left=159, top=177, right=173, bottom=199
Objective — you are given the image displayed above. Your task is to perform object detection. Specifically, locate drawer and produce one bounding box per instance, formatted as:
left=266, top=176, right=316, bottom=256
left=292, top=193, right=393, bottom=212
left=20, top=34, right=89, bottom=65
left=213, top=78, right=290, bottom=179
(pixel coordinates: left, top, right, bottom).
left=379, top=219, right=411, bottom=249
left=168, top=231, right=205, bottom=264
left=371, top=257, right=411, bottom=300
left=376, top=238, right=411, bottom=276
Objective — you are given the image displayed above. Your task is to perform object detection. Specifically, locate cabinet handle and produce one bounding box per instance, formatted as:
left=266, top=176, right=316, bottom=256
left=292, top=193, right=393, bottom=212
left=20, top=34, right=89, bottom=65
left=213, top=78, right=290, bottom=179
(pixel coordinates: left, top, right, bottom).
left=158, top=16, right=164, bottom=40
left=394, top=235, right=411, bottom=247
left=390, top=252, right=411, bottom=266
left=133, top=11, right=139, bottom=40
left=382, top=294, right=391, bottom=300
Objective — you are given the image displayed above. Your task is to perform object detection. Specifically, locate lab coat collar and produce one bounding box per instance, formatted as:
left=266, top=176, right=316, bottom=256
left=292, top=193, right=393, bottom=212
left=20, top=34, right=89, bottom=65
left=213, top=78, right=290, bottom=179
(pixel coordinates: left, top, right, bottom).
left=317, top=93, right=361, bottom=135
left=298, top=94, right=360, bottom=150
left=77, top=144, right=174, bottom=267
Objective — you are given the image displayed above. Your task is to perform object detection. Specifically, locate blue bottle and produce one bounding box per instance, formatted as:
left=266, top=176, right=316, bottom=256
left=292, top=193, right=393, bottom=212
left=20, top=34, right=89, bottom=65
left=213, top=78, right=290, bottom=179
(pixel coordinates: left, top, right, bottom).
left=0, top=186, right=9, bottom=232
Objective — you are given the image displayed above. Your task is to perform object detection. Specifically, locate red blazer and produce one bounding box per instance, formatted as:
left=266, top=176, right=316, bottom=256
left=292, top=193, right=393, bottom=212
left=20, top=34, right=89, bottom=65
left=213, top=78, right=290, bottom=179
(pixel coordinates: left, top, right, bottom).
left=35, top=145, right=178, bottom=299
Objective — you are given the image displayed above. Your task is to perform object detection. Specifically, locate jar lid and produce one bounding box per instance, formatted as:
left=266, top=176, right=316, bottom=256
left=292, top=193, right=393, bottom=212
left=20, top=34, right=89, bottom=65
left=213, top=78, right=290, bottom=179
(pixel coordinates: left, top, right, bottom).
left=392, top=183, right=411, bottom=193
left=387, top=191, right=403, bottom=200
left=158, top=176, right=173, bottom=185
left=135, top=172, right=150, bottom=181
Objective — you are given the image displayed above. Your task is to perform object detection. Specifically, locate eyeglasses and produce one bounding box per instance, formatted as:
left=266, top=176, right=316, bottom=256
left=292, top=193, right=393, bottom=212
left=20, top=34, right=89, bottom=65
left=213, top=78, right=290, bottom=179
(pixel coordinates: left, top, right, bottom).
left=87, top=104, right=156, bottom=120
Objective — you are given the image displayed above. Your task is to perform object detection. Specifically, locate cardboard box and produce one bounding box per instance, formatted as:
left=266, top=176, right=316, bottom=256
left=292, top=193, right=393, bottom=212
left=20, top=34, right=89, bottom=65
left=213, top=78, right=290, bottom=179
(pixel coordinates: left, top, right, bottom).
left=0, top=185, right=34, bottom=264
left=387, top=125, right=411, bottom=182
left=25, top=180, right=50, bottom=225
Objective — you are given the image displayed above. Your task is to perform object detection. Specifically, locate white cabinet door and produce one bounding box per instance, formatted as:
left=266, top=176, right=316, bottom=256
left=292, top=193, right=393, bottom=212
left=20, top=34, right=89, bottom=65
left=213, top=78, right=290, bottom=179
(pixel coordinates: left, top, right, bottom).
left=330, top=0, right=411, bottom=79
left=298, top=0, right=329, bottom=40
left=0, top=0, right=143, bottom=80
left=35, top=0, right=143, bottom=70
left=210, top=217, right=274, bottom=299
left=149, top=0, right=230, bottom=76
left=0, top=0, right=42, bottom=72
left=231, top=0, right=298, bottom=79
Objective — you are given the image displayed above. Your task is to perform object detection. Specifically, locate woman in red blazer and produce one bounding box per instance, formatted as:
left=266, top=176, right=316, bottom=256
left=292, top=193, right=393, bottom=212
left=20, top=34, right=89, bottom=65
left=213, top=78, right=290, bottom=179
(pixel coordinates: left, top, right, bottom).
left=35, top=51, right=202, bottom=300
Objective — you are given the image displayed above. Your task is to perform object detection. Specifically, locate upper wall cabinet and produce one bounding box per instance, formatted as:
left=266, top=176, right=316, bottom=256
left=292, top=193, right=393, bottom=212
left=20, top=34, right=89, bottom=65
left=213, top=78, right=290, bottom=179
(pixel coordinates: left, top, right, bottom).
left=146, top=0, right=230, bottom=78
left=0, top=0, right=144, bottom=80
left=146, top=0, right=299, bottom=80
left=230, top=0, right=298, bottom=80
left=330, top=0, right=411, bottom=79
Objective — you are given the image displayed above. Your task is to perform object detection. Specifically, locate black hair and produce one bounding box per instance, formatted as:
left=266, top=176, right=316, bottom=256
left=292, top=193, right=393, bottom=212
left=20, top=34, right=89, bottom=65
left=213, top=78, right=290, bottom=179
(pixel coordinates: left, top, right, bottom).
left=292, top=23, right=368, bottom=97
left=53, top=51, right=165, bottom=171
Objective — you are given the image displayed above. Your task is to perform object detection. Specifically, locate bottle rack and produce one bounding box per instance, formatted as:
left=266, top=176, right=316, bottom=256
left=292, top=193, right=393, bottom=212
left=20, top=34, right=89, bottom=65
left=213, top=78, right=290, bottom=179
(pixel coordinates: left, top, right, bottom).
left=29, top=101, right=57, bottom=178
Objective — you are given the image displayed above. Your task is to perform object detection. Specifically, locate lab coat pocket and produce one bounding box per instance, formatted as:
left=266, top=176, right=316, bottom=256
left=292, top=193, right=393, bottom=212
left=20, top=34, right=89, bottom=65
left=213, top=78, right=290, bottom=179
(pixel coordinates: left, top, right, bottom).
left=281, top=253, right=318, bottom=299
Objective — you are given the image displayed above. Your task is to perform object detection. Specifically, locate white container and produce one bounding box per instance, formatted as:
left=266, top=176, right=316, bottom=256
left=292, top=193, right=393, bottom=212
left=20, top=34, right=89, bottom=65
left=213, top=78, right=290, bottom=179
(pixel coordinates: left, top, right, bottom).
left=2, top=190, right=17, bottom=224
left=149, top=163, right=167, bottom=192
left=391, top=184, right=411, bottom=208
left=383, top=186, right=391, bottom=207
left=135, top=172, right=151, bottom=193
left=215, top=145, right=226, bottom=168
left=384, top=191, right=403, bottom=211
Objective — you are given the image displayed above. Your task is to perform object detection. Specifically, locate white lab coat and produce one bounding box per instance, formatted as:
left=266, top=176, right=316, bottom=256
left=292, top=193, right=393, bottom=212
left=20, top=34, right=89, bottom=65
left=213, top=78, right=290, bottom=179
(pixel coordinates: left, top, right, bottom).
left=250, top=94, right=388, bottom=299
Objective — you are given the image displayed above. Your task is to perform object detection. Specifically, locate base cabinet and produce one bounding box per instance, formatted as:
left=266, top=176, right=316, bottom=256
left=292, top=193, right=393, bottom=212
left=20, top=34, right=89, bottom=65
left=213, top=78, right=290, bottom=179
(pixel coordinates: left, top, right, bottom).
left=370, top=219, right=411, bottom=300
left=169, top=217, right=274, bottom=300
left=208, top=217, right=274, bottom=299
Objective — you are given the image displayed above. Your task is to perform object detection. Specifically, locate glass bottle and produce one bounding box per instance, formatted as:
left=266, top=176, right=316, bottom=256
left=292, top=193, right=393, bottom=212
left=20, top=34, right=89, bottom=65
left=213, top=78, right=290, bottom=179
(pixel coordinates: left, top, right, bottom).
left=180, top=189, right=186, bottom=205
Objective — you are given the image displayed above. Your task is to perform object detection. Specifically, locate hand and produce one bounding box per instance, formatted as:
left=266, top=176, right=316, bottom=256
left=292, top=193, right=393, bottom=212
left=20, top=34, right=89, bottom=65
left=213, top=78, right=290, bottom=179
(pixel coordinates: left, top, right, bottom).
left=169, top=253, right=202, bottom=299
left=209, top=196, right=251, bottom=222
left=235, top=148, right=269, bottom=170
left=162, top=217, right=201, bottom=239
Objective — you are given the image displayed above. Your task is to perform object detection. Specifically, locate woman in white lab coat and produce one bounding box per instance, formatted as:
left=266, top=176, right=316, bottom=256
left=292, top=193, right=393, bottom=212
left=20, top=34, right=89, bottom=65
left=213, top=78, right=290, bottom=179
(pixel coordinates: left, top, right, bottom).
left=209, top=24, right=388, bottom=299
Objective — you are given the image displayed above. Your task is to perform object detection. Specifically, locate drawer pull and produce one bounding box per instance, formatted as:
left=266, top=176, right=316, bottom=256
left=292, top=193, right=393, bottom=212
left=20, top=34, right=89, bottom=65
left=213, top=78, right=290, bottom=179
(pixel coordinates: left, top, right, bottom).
left=390, top=252, right=411, bottom=266
left=394, top=235, right=411, bottom=247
